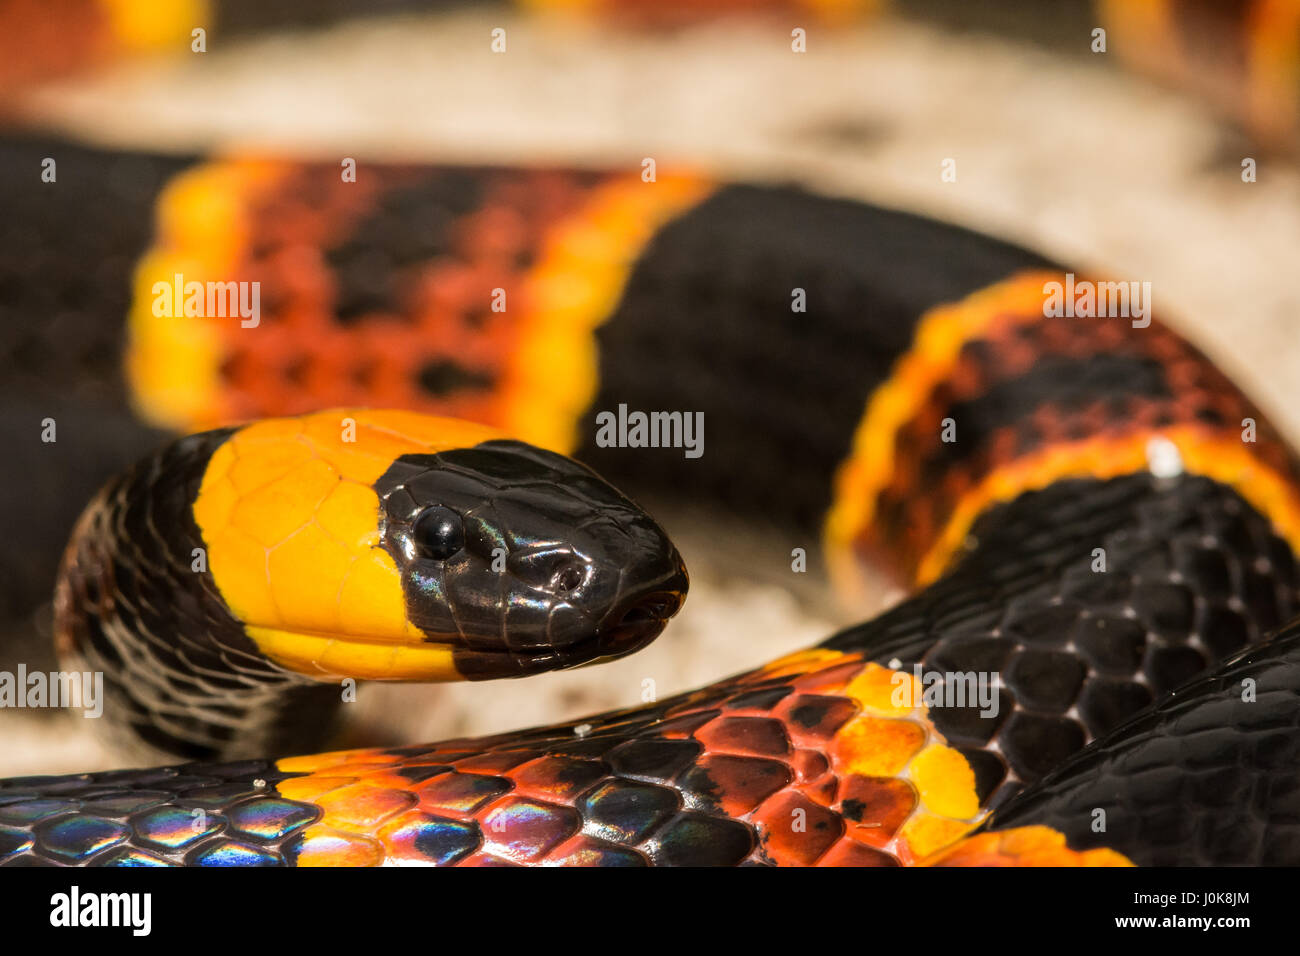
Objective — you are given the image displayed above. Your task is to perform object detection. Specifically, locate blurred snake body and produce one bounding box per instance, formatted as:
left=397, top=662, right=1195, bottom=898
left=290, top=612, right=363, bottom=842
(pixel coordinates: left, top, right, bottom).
left=4, top=0, right=1300, bottom=867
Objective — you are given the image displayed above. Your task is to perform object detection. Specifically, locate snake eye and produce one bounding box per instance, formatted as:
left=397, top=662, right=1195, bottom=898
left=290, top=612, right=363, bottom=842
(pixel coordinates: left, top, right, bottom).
left=413, top=506, right=465, bottom=561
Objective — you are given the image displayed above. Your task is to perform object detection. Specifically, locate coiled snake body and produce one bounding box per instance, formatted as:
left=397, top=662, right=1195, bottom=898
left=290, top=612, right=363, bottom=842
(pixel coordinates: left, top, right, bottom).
left=2, top=0, right=1300, bottom=867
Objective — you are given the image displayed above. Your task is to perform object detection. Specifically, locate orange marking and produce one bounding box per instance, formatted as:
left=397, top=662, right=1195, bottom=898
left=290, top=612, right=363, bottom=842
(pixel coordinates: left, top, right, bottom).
left=521, top=0, right=884, bottom=26
left=194, top=409, right=503, bottom=681
left=826, top=662, right=986, bottom=862
left=315, top=783, right=418, bottom=830
left=1246, top=0, right=1300, bottom=145
left=273, top=658, right=991, bottom=866
left=823, top=271, right=1054, bottom=594
left=292, top=828, right=387, bottom=867
left=100, top=0, right=209, bottom=53
left=498, top=173, right=714, bottom=453
left=277, top=748, right=400, bottom=774
left=832, top=715, right=925, bottom=777
left=844, top=663, right=920, bottom=716
left=837, top=775, right=916, bottom=845
left=825, top=268, right=1300, bottom=595
left=754, top=647, right=847, bottom=680
left=127, top=161, right=713, bottom=444
left=126, top=159, right=290, bottom=431
left=275, top=776, right=358, bottom=803
left=908, top=743, right=979, bottom=819
left=1097, top=0, right=1175, bottom=55
left=914, top=424, right=1300, bottom=586
left=922, top=826, right=1134, bottom=867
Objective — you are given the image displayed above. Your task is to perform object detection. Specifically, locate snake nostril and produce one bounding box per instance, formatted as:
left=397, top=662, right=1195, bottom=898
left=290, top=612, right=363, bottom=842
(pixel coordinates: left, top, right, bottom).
left=551, top=561, right=587, bottom=595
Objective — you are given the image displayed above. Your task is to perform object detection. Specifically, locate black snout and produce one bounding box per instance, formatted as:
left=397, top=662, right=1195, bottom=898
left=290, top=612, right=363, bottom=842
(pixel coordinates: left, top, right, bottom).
left=590, top=554, right=689, bottom=659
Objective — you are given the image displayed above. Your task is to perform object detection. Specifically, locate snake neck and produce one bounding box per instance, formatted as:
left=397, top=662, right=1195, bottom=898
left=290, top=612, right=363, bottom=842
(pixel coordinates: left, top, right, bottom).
left=54, top=427, right=342, bottom=762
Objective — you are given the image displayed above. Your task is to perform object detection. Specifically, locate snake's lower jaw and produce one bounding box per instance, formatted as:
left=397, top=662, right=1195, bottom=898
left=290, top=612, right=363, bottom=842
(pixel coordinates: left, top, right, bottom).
left=543, top=554, right=689, bottom=670
left=560, top=596, right=685, bottom=673
left=595, top=588, right=686, bottom=656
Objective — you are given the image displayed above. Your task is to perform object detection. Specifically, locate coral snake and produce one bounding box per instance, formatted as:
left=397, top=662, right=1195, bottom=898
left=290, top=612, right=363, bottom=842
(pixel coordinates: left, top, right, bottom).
left=2, top=0, right=1300, bottom=867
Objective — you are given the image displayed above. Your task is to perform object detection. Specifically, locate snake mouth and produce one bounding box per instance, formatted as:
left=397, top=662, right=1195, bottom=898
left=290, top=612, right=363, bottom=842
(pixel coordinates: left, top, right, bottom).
left=248, top=590, right=685, bottom=683
left=594, top=590, right=684, bottom=656
left=441, top=592, right=681, bottom=681
left=450, top=586, right=687, bottom=680
left=247, top=554, right=688, bottom=681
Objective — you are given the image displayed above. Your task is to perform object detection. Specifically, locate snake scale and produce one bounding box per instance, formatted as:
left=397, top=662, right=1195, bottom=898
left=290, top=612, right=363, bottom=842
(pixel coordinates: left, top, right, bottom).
left=2, top=0, right=1300, bottom=867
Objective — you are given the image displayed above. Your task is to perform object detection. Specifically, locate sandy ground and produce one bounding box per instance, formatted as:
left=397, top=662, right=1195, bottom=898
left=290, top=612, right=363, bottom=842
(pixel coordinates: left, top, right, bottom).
left=5, top=9, right=1300, bottom=776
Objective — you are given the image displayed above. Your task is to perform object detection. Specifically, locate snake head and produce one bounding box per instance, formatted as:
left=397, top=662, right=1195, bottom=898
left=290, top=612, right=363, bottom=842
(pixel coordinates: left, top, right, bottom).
left=148, top=411, right=691, bottom=685
left=56, top=412, right=687, bottom=758
left=374, top=439, right=689, bottom=678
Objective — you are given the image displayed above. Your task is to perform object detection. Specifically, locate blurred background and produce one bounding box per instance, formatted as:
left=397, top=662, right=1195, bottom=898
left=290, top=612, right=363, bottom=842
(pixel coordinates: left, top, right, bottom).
left=3, top=0, right=1300, bottom=775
